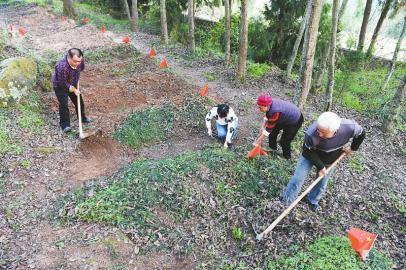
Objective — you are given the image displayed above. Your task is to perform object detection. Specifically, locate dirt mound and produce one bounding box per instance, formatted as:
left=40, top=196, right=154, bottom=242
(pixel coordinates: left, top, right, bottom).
left=65, top=135, right=130, bottom=184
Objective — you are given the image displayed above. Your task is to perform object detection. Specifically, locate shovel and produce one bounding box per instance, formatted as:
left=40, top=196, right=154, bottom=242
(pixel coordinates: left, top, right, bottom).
left=256, top=152, right=347, bottom=241
left=76, top=82, right=99, bottom=140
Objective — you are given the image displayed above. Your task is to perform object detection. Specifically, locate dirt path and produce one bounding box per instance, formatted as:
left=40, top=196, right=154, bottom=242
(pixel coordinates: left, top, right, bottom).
left=1, top=3, right=405, bottom=270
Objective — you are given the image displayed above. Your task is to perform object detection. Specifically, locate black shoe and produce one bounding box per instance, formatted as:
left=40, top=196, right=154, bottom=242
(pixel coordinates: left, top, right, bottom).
left=309, top=202, right=322, bottom=212
left=227, top=142, right=233, bottom=149
left=62, top=126, right=72, bottom=133
left=82, top=117, right=92, bottom=124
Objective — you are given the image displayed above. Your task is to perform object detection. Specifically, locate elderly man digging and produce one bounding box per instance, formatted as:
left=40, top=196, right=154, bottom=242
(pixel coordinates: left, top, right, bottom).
left=281, top=112, right=366, bottom=212
left=52, top=48, right=91, bottom=133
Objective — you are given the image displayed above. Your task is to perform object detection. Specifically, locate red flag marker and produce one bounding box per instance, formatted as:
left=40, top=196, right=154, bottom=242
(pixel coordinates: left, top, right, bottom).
left=159, top=58, right=168, bottom=68
left=149, top=47, right=156, bottom=58
left=18, top=27, right=26, bottom=36
left=199, top=84, right=209, bottom=97
left=247, top=145, right=261, bottom=159
left=101, top=25, right=106, bottom=33
left=348, top=227, right=377, bottom=261
left=122, top=36, right=130, bottom=44
left=81, top=17, right=90, bottom=24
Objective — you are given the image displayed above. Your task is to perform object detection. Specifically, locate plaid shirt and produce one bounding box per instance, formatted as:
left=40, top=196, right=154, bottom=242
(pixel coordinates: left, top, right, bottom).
left=52, top=56, right=85, bottom=92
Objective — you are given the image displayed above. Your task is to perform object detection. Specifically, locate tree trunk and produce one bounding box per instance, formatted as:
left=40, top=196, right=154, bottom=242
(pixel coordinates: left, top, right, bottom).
left=382, top=17, right=406, bottom=92
left=224, top=0, right=231, bottom=65
left=63, top=0, right=76, bottom=17
left=325, top=0, right=339, bottom=111
left=237, top=0, right=249, bottom=82
left=382, top=74, right=406, bottom=132
left=160, top=0, right=169, bottom=45
left=338, top=0, right=348, bottom=20
left=294, top=0, right=324, bottom=109
left=313, top=0, right=348, bottom=91
left=130, top=0, right=139, bottom=32
left=286, top=0, right=312, bottom=78
left=188, top=0, right=195, bottom=53
left=367, top=0, right=393, bottom=56
left=357, top=0, right=372, bottom=51
left=122, top=0, right=138, bottom=32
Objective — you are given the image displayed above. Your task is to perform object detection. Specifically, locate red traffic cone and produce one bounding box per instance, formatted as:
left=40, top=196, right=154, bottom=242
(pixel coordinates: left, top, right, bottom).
left=149, top=48, right=156, bottom=58
left=159, top=58, right=168, bottom=68
left=348, top=227, right=377, bottom=261
left=81, top=17, right=90, bottom=24
left=247, top=145, right=261, bottom=159
left=18, top=27, right=26, bottom=36
left=199, top=84, right=209, bottom=97
left=122, top=36, right=130, bottom=44
left=101, top=25, right=106, bottom=33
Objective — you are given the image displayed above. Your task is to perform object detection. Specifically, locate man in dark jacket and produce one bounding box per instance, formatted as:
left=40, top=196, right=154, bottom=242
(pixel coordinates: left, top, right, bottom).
left=253, top=95, right=303, bottom=159
left=52, top=48, right=91, bottom=133
left=280, top=112, right=366, bottom=211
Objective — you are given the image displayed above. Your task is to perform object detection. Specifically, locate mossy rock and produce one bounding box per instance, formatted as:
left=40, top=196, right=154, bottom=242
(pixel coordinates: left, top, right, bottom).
left=0, top=57, right=37, bottom=107
left=36, top=61, right=53, bottom=92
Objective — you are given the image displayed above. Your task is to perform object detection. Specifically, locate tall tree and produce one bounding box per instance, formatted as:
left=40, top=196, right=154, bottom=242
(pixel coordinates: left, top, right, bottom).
left=224, top=0, right=231, bottom=65
left=286, top=0, right=313, bottom=78
left=237, top=0, right=249, bottom=82
left=367, top=0, right=394, bottom=55
left=381, top=16, right=406, bottom=92
left=122, top=0, right=139, bottom=32
left=338, top=0, right=349, bottom=19
left=382, top=74, right=406, bottom=132
left=294, top=0, right=324, bottom=109
left=63, top=0, right=76, bottom=17
left=188, top=0, right=196, bottom=52
left=325, top=0, right=340, bottom=111
left=160, top=0, right=169, bottom=45
left=313, top=0, right=348, bottom=91
left=357, top=0, right=373, bottom=51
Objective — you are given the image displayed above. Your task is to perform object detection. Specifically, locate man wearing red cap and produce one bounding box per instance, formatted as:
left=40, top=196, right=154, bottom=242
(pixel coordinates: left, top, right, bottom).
left=253, top=95, right=303, bottom=159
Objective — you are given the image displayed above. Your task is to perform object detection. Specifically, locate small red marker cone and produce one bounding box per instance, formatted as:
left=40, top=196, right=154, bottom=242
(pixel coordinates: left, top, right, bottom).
left=199, top=84, right=209, bottom=96
left=159, top=58, right=168, bottom=68
left=61, top=16, right=67, bottom=21
left=247, top=145, right=261, bottom=159
left=122, top=36, right=130, bottom=44
left=101, top=25, right=106, bottom=33
left=81, top=17, right=90, bottom=24
left=149, top=48, right=156, bottom=58
left=18, top=27, right=26, bottom=36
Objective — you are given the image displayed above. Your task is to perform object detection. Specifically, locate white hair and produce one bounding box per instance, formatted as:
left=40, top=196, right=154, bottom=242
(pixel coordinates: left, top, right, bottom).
left=317, top=112, right=341, bottom=132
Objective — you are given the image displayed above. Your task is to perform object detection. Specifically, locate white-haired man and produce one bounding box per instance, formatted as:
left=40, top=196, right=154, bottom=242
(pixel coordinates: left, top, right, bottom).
left=280, top=112, right=365, bottom=211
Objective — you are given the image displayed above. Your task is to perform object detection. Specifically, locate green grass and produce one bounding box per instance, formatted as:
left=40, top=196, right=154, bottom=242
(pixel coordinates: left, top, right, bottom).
left=247, top=62, right=271, bottom=79
left=267, top=236, right=392, bottom=270
left=231, top=227, right=245, bottom=241
left=57, top=145, right=293, bottom=232
left=113, top=104, right=175, bottom=149
left=348, top=153, right=366, bottom=173
left=335, top=65, right=406, bottom=126
left=85, top=44, right=140, bottom=64
left=0, top=111, right=22, bottom=155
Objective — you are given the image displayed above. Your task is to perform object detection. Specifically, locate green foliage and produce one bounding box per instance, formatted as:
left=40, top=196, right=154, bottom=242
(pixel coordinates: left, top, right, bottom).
left=58, top=145, right=293, bottom=232
left=348, top=153, right=365, bottom=173
left=203, top=71, right=216, bottom=82
left=114, top=104, right=175, bottom=149
left=231, top=227, right=245, bottom=241
left=0, top=111, right=21, bottom=155
left=17, top=94, right=44, bottom=133
left=247, top=62, right=271, bottom=79
left=335, top=62, right=406, bottom=128
left=267, top=236, right=392, bottom=270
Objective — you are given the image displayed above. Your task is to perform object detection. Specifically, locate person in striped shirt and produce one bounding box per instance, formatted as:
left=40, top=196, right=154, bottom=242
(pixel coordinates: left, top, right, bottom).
left=253, top=95, right=303, bottom=159
left=206, top=104, right=238, bottom=149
